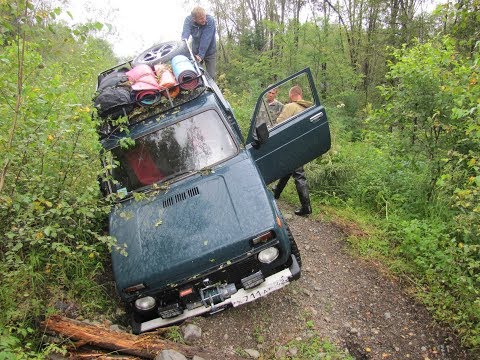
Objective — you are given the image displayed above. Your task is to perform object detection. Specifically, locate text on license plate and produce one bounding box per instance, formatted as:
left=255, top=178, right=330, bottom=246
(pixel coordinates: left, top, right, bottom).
left=231, top=275, right=289, bottom=307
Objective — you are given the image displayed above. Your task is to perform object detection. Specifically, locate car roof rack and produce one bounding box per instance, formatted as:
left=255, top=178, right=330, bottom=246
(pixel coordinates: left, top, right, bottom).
left=95, top=40, right=211, bottom=140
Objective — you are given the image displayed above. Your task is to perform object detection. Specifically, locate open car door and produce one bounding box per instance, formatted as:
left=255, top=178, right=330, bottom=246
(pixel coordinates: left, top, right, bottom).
left=246, top=68, right=331, bottom=185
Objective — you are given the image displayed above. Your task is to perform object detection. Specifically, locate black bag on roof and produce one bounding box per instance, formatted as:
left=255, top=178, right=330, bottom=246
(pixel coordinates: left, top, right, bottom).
left=97, top=68, right=129, bottom=92
left=94, top=68, right=134, bottom=120
left=94, top=86, right=134, bottom=120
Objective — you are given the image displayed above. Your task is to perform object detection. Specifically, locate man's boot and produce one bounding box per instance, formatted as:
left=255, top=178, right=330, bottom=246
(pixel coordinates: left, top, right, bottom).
left=273, top=176, right=290, bottom=199
left=294, top=182, right=312, bottom=216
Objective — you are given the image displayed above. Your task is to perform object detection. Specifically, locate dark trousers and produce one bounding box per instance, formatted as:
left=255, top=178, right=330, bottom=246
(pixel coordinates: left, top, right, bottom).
left=203, top=53, right=216, bottom=80
left=274, top=166, right=311, bottom=210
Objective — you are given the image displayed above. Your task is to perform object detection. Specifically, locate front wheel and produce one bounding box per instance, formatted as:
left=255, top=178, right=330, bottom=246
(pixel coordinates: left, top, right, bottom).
left=132, top=41, right=190, bottom=67
left=286, top=224, right=302, bottom=268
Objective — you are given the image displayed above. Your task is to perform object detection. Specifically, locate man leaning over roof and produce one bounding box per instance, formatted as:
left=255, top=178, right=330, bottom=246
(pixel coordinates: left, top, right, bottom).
left=182, top=6, right=217, bottom=80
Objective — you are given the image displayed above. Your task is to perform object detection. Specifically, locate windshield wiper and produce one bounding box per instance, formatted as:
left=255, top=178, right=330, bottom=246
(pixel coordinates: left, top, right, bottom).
left=113, top=169, right=198, bottom=201
left=159, top=169, right=197, bottom=184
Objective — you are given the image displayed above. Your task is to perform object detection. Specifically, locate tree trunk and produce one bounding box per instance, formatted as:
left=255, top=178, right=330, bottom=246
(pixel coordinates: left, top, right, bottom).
left=41, top=315, right=244, bottom=359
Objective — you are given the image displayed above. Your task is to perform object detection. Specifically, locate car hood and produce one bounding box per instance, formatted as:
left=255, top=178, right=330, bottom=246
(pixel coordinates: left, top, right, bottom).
left=110, top=166, right=275, bottom=298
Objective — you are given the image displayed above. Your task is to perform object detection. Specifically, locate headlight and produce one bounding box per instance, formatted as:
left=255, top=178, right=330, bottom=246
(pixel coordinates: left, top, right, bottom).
left=258, top=247, right=279, bottom=264
left=135, top=296, right=156, bottom=311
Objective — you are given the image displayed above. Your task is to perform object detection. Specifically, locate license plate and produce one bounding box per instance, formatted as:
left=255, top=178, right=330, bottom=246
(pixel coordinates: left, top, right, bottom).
left=231, top=274, right=290, bottom=307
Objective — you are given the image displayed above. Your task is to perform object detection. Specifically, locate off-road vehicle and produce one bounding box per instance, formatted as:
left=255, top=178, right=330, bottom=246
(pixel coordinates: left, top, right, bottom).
left=95, top=41, right=331, bottom=333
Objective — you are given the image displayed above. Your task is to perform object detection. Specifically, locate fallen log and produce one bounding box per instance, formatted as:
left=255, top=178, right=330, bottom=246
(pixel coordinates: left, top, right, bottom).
left=67, top=348, right=141, bottom=359
left=41, top=315, right=241, bottom=359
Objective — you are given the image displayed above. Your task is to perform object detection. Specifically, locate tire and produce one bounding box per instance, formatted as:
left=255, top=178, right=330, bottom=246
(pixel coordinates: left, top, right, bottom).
left=132, top=41, right=190, bottom=67
left=130, top=312, right=142, bottom=335
left=286, top=224, right=302, bottom=268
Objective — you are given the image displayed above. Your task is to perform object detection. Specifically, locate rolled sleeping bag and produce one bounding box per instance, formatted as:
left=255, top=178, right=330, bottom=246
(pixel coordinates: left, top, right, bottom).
left=171, top=55, right=199, bottom=90
left=135, top=89, right=161, bottom=106
left=154, top=64, right=180, bottom=98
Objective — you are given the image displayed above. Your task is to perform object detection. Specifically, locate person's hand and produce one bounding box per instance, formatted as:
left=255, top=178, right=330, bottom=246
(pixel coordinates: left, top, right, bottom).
left=195, top=54, right=202, bottom=62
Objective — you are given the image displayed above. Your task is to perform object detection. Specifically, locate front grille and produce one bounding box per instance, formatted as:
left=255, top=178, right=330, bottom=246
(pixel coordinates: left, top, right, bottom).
left=133, top=241, right=286, bottom=322
left=153, top=254, right=261, bottom=306
left=207, top=255, right=261, bottom=285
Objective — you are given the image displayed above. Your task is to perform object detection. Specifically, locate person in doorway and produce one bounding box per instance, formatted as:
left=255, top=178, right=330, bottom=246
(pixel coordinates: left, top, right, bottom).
left=273, top=85, right=313, bottom=216
left=181, top=6, right=217, bottom=79
left=258, top=87, right=284, bottom=128
left=251, top=86, right=283, bottom=149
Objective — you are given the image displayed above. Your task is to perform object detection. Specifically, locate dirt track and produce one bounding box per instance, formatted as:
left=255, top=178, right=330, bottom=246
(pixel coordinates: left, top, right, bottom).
left=193, top=201, right=473, bottom=359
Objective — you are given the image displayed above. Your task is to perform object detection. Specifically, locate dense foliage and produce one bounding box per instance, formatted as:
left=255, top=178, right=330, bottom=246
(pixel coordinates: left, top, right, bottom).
left=369, top=36, right=479, bottom=345
left=0, top=0, right=478, bottom=357
left=0, top=1, right=118, bottom=357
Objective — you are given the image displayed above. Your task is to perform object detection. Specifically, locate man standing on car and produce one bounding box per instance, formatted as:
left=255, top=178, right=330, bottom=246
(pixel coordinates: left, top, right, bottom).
left=273, top=85, right=313, bottom=216
left=182, top=7, right=217, bottom=80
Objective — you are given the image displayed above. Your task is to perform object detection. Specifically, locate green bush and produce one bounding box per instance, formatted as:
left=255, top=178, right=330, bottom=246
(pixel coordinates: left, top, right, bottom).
left=308, top=36, right=479, bottom=347
left=311, top=139, right=432, bottom=219
left=388, top=217, right=480, bottom=346
left=0, top=4, right=119, bottom=355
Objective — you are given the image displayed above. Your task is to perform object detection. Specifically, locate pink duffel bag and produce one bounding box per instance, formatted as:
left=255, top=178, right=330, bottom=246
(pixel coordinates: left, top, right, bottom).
left=126, top=64, right=160, bottom=91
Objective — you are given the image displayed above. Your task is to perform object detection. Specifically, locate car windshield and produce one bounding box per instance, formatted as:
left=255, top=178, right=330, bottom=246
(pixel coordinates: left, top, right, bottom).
left=109, top=110, right=237, bottom=193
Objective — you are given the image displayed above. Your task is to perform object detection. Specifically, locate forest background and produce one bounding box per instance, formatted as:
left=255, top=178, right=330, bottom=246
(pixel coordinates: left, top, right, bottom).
left=0, top=0, right=478, bottom=357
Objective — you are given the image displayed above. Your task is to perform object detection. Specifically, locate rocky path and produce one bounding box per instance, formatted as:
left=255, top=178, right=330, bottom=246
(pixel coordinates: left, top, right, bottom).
left=193, top=202, right=473, bottom=359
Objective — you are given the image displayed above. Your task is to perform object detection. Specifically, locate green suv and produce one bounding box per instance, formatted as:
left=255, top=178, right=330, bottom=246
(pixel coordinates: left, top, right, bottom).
left=96, top=42, right=331, bottom=333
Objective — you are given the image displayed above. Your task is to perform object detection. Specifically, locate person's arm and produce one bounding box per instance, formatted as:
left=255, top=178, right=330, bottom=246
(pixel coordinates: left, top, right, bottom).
left=275, top=104, right=294, bottom=124
left=197, top=16, right=215, bottom=59
left=181, top=16, right=192, bottom=41
left=272, top=101, right=284, bottom=121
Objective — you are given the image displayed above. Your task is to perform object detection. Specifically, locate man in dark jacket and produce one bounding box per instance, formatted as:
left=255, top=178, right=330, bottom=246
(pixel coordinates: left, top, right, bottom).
left=273, top=86, right=313, bottom=216
left=182, top=7, right=217, bottom=79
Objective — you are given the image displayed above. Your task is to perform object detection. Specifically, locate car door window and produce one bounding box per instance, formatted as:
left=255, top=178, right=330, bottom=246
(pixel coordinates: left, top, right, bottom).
left=246, top=68, right=331, bottom=185
left=249, top=72, right=318, bottom=138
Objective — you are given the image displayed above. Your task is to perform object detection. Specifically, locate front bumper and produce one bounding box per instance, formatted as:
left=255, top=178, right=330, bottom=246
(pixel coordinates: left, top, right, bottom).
left=137, top=255, right=300, bottom=333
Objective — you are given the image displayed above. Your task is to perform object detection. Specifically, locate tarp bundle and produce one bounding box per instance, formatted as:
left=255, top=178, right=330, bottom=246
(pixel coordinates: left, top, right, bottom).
left=171, top=55, right=199, bottom=90
left=94, top=68, right=135, bottom=120
left=154, top=64, right=180, bottom=99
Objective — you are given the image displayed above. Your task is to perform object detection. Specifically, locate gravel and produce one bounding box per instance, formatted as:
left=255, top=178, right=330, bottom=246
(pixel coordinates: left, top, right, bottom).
left=192, top=202, right=473, bottom=359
